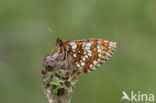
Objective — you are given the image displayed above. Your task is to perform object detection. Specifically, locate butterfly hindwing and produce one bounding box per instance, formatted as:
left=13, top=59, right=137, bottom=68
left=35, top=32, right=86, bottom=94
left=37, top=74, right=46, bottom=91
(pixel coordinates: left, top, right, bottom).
left=66, top=39, right=116, bottom=73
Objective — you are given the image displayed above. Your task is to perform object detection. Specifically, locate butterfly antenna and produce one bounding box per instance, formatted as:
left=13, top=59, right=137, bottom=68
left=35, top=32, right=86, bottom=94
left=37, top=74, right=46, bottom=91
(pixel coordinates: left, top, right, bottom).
left=48, top=27, right=59, bottom=54
left=48, top=27, right=59, bottom=38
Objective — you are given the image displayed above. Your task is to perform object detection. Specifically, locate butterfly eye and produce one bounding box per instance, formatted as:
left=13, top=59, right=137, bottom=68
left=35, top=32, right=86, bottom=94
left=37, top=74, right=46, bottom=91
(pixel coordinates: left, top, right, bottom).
left=56, top=42, right=62, bottom=47
left=56, top=38, right=63, bottom=47
left=58, top=40, right=62, bottom=46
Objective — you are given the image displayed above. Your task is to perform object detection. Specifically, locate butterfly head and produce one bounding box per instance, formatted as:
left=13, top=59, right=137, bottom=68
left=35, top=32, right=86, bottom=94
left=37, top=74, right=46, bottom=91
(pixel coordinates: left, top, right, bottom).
left=56, top=37, right=63, bottom=47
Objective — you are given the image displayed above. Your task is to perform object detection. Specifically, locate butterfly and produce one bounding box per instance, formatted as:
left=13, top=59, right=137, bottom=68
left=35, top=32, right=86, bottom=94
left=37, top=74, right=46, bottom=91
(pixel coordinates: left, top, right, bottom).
left=52, top=38, right=117, bottom=73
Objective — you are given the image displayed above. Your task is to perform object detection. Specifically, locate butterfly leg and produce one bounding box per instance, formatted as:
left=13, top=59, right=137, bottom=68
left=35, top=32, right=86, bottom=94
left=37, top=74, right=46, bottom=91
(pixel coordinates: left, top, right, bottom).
left=61, top=47, right=68, bottom=65
left=49, top=46, right=57, bottom=54
left=73, top=69, right=83, bottom=75
left=65, top=51, right=68, bottom=62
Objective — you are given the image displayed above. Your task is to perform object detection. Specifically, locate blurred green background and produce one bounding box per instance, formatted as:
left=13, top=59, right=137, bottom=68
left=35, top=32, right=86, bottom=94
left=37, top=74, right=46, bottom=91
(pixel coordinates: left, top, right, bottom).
left=0, top=0, right=156, bottom=103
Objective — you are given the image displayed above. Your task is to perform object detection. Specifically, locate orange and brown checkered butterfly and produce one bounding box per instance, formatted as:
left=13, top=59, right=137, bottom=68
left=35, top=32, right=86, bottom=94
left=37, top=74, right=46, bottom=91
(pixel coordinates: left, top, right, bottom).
left=55, top=38, right=117, bottom=73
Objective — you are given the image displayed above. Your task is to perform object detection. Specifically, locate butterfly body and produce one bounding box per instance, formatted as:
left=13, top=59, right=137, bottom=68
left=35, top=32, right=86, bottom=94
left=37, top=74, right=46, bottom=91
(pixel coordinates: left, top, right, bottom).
left=56, top=38, right=117, bottom=73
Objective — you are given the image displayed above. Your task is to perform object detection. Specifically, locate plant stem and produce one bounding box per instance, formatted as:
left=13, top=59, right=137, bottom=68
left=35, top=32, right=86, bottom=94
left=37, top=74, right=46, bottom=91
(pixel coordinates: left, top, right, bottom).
left=44, top=89, right=72, bottom=103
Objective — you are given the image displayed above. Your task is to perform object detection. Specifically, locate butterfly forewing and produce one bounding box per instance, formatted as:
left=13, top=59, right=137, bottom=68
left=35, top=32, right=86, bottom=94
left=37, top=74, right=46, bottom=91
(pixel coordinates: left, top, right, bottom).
left=65, top=39, right=116, bottom=73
